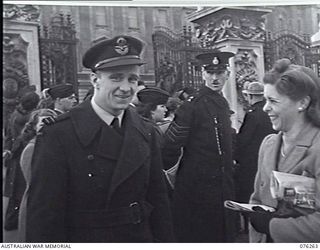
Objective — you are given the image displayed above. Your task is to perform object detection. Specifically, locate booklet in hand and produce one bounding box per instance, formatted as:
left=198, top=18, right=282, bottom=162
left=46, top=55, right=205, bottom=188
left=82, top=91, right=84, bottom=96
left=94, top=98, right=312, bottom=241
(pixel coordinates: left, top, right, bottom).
left=224, top=200, right=276, bottom=213
left=270, top=171, right=316, bottom=210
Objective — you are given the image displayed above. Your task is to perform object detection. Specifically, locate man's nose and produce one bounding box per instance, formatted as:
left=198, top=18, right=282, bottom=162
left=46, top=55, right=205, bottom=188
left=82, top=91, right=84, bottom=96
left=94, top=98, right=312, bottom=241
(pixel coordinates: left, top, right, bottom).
left=263, top=102, right=270, bottom=112
left=119, top=81, right=131, bottom=91
left=211, top=74, right=218, bottom=80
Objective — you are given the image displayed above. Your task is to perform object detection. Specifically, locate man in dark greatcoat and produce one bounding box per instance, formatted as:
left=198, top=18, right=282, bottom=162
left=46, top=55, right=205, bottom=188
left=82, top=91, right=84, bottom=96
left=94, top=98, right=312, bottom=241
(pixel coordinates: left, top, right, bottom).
left=162, top=50, right=237, bottom=242
left=26, top=35, right=174, bottom=243
left=234, top=81, right=275, bottom=204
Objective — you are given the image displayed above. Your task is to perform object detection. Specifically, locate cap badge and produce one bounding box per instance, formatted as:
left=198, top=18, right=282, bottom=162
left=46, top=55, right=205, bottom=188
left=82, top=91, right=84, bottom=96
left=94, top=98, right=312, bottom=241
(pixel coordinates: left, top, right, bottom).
left=114, top=37, right=129, bottom=55
left=212, top=57, right=219, bottom=65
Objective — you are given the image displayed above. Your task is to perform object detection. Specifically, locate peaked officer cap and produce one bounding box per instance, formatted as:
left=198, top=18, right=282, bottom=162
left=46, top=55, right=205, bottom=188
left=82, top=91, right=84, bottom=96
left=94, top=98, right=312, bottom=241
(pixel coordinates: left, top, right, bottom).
left=82, top=35, right=145, bottom=71
left=137, top=87, right=170, bottom=105
left=195, top=49, right=234, bottom=72
left=48, top=84, right=75, bottom=99
left=243, top=81, right=264, bottom=95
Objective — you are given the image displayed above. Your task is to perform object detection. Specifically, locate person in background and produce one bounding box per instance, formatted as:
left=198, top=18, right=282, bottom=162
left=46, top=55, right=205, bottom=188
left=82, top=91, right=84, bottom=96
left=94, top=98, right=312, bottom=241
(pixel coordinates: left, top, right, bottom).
left=3, top=91, right=40, bottom=237
left=162, top=97, right=182, bottom=133
left=26, top=35, right=174, bottom=242
left=248, top=59, right=320, bottom=243
left=45, top=84, right=77, bottom=115
left=17, top=108, right=58, bottom=242
left=136, top=87, right=170, bottom=136
left=130, top=80, right=146, bottom=107
left=234, top=81, right=275, bottom=233
left=162, top=50, right=237, bottom=242
left=177, top=86, right=195, bottom=102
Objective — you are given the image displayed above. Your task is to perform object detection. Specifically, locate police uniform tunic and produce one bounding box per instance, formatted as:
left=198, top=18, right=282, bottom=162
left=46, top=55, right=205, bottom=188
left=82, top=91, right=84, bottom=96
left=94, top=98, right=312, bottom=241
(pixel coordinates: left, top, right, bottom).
left=26, top=100, right=174, bottom=242
left=162, top=86, right=236, bottom=242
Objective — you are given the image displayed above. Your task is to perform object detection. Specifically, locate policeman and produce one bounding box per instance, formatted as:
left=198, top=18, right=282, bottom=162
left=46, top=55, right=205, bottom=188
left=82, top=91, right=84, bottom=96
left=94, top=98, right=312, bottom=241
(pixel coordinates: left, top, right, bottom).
left=162, top=49, right=237, bottom=242
left=234, top=82, right=275, bottom=204
left=26, top=35, right=174, bottom=242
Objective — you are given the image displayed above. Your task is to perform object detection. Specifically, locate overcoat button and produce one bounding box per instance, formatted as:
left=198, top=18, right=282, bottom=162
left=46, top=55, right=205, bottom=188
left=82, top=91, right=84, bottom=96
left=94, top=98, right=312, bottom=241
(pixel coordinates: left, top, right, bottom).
left=87, top=155, right=94, bottom=160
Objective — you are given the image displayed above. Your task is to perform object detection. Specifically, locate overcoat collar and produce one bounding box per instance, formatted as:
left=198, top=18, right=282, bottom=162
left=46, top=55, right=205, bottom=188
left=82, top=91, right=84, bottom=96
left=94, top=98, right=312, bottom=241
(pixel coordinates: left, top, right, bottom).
left=199, top=86, right=229, bottom=109
left=70, top=101, right=151, bottom=201
left=263, top=123, right=319, bottom=173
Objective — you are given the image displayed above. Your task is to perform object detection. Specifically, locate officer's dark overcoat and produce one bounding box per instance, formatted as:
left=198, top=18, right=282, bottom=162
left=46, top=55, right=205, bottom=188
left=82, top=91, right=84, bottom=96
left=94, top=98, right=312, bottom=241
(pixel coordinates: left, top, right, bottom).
left=162, top=86, right=236, bottom=242
left=26, top=100, right=174, bottom=242
left=234, top=100, right=275, bottom=202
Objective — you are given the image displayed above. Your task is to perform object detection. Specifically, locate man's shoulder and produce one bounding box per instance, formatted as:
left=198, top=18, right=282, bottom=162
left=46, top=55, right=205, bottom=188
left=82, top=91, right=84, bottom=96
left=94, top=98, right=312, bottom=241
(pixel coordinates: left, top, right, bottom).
left=43, top=112, right=70, bottom=126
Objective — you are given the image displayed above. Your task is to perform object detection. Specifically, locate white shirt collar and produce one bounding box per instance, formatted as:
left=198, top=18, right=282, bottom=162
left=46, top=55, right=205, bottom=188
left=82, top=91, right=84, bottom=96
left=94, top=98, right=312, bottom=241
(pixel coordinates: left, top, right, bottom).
left=91, top=99, right=124, bottom=126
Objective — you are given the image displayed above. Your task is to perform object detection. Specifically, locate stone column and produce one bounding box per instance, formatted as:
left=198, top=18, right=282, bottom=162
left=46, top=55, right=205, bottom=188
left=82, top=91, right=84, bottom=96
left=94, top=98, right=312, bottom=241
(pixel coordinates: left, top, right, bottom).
left=3, top=4, right=41, bottom=94
left=3, top=4, right=41, bottom=128
left=188, top=7, right=271, bottom=131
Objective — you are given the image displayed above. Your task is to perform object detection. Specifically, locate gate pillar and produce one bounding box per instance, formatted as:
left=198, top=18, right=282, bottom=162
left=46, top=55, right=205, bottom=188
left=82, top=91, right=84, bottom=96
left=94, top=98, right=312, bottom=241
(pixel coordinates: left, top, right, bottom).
left=3, top=4, right=41, bottom=128
left=188, top=7, right=271, bottom=130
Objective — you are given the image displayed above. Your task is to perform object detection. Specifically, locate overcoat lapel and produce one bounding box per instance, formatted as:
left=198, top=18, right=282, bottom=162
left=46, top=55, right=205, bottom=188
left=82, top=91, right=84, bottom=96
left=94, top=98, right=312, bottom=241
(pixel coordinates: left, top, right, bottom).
left=70, top=103, right=151, bottom=202
left=107, top=108, right=150, bottom=201
left=261, top=133, right=282, bottom=175
left=70, top=100, right=105, bottom=147
left=281, top=124, right=319, bottom=173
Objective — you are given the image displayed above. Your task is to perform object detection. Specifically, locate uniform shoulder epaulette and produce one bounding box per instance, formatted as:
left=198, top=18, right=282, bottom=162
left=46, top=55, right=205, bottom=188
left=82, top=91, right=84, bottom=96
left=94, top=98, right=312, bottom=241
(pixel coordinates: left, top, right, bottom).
left=43, top=112, right=70, bottom=126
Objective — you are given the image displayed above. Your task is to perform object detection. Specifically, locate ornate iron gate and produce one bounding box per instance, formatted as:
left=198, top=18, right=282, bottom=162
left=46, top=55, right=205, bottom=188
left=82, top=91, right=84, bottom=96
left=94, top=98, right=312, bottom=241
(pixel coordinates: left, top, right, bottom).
left=264, top=30, right=317, bottom=71
left=39, top=13, right=78, bottom=92
left=152, top=26, right=209, bottom=94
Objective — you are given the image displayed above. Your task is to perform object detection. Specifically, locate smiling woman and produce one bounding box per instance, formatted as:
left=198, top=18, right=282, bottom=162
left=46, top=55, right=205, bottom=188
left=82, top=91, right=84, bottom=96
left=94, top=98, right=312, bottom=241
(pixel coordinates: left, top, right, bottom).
left=249, top=59, right=320, bottom=243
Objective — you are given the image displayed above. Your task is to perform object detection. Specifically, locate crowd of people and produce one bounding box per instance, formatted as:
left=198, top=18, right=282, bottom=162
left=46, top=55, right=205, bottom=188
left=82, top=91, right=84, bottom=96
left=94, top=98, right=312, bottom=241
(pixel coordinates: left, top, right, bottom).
left=2, top=35, right=320, bottom=243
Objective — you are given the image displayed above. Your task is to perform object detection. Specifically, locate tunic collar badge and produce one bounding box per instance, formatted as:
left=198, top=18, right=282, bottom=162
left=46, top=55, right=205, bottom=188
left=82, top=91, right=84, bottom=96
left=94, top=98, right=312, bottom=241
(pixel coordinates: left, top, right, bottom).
left=114, top=37, right=129, bottom=55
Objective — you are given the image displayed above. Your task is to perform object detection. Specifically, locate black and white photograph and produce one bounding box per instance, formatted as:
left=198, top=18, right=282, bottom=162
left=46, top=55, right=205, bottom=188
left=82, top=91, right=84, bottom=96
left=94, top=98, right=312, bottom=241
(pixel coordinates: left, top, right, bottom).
left=2, top=0, right=320, bottom=246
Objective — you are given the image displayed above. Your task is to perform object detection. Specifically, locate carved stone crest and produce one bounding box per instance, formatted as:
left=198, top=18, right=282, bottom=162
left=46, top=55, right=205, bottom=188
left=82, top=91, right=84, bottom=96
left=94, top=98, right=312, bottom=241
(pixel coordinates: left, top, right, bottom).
left=195, top=14, right=266, bottom=48
left=3, top=4, right=40, bottom=22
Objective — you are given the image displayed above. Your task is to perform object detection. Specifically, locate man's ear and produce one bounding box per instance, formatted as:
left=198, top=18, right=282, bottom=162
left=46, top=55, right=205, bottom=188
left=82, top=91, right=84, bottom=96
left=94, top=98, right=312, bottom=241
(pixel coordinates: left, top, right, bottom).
left=201, top=69, right=206, bottom=80
left=225, top=69, right=230, bottom=78
left=55, top=98, right=61, bottom=105
left=90, top=72, right=100, bottom=89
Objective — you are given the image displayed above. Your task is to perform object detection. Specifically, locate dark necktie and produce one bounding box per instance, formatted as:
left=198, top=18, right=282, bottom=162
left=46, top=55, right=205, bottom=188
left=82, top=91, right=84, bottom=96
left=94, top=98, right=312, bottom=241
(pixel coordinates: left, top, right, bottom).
left=110, top=117, right=121, bottom=134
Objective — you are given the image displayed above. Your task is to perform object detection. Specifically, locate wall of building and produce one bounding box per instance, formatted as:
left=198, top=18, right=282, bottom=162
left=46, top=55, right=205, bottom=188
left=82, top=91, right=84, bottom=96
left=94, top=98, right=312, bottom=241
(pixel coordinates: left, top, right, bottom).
left=37, top=4, right=319, bottom=100
left=264, top=5, right=320, bottom=35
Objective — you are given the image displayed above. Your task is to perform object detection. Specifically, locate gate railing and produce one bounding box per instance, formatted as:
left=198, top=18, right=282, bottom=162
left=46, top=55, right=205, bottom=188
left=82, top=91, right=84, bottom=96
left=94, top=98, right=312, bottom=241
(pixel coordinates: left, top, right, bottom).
left=39, top=13, right=78, bottom=92
left=152, top=26, right=210, bottom=94
left=264, top=30, right=318, bottom=72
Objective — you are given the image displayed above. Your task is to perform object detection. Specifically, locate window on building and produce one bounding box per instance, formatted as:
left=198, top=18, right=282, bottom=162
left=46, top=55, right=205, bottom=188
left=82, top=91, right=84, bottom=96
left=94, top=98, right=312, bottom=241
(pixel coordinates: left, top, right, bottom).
left=279, top=17, right=284, bottom=31
left=298, top=19, right=301, bottom=33
left=157, top=9, right=168, bottom=26
left=288, top=19, right=293, bottom=31
left=128, top=7, right=138, bottom=28
left=95, top=7, right=106, bottom=26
